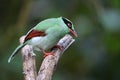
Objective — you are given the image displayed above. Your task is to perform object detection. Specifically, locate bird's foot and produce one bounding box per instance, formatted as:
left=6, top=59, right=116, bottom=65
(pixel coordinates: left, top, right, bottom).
left=51, top=45, right=62, bottom=51
left=42, top=50, right=54, bottom=58
left=40, top=45, right=62, bottom=58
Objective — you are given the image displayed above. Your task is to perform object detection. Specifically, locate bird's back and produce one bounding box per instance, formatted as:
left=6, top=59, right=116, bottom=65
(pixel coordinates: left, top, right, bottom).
left=34, top=18, right=58, bottom=31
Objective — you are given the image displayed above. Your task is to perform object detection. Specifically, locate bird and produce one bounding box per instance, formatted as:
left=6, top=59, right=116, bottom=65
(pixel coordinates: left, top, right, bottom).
left=8, top=17, right=77, bottom=63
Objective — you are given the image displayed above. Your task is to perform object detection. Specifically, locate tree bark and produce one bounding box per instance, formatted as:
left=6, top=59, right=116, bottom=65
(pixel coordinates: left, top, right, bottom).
left=20, top=36, right=37, bottom=80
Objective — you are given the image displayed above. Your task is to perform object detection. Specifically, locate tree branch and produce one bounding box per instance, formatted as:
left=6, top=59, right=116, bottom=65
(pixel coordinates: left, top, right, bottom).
left=37, top=34, right=75, bottom=80
left=20, top=34, right=75, bottom=80
left=20, top=36, right=37, bottom=80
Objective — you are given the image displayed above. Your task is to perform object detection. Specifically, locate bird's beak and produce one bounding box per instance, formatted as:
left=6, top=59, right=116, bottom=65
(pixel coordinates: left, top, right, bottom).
left=69, top=29, right=78, bottom=37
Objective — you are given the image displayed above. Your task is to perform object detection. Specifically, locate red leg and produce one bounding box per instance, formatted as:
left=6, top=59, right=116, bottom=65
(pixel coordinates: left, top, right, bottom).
left=51, top=45, right=62, bottom=51
left=41, top=49, right=54, bottom=58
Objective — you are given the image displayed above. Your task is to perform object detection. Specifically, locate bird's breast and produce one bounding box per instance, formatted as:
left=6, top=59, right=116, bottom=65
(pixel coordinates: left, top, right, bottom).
left=29, top=36, right=58, bottom=51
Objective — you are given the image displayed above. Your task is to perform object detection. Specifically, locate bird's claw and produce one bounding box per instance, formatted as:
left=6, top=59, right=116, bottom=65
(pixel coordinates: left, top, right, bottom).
left=41, top=49, right=54, bottom=58
left=43, top=52, right=54, bottom=58
left=40, top=45, right=62, bottom=58
left=51, top=45, right=62, bottom=51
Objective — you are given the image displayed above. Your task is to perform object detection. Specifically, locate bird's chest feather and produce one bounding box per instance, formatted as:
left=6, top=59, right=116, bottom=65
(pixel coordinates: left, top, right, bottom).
left=29, top=35, right=59, bottom=50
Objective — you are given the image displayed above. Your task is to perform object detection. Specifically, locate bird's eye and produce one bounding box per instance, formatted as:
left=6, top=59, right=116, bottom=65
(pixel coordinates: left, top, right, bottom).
left=62, top=17, right=72, bottom=29
left=67, top=23, right=72, bottom=29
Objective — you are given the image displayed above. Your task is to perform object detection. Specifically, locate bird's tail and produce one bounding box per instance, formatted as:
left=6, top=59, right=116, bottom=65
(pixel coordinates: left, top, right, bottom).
left=8, top=43, right=27, bottom=63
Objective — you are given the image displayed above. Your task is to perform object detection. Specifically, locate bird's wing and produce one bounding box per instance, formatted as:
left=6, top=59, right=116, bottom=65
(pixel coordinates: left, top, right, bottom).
left=24, top=29, right=46, bottom=42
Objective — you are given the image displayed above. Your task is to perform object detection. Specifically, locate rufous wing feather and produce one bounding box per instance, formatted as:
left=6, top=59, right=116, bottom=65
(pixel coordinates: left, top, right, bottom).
left=24, top=30, right=46, bottom=42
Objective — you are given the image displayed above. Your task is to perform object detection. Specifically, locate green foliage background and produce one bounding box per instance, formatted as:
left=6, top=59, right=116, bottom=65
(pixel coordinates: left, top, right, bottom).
left=0, top=0, right=120, bottom=80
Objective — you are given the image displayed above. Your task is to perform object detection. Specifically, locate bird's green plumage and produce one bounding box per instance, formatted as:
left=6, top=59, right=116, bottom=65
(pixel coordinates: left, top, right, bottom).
left=8, top=17, right=76, bottom=63
left=34, top=17, right=70, bottom=33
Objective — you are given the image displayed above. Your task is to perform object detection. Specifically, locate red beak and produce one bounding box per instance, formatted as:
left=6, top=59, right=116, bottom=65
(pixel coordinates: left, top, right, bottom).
left=69, top=29, right=78, bottom=37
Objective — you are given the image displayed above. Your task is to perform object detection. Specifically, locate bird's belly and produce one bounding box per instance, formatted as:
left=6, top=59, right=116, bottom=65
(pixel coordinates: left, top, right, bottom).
left=29, top=37, right=58, bottom=51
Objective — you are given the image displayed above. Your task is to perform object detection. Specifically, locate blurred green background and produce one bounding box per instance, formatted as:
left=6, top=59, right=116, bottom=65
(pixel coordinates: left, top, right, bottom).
left=0, top=0, right=120, bottom=80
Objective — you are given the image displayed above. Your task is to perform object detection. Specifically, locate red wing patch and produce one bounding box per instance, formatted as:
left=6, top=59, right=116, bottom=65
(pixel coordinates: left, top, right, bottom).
left=24, top=30, right=46, bottom=42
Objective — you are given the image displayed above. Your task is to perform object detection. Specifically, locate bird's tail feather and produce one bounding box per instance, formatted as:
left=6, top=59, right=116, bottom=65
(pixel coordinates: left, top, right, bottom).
left=8, top=43, right=26, bottom=63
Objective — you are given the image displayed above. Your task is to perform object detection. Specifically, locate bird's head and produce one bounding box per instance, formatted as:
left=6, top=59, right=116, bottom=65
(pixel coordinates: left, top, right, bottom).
left=62, top=17, right=78, bottom=37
